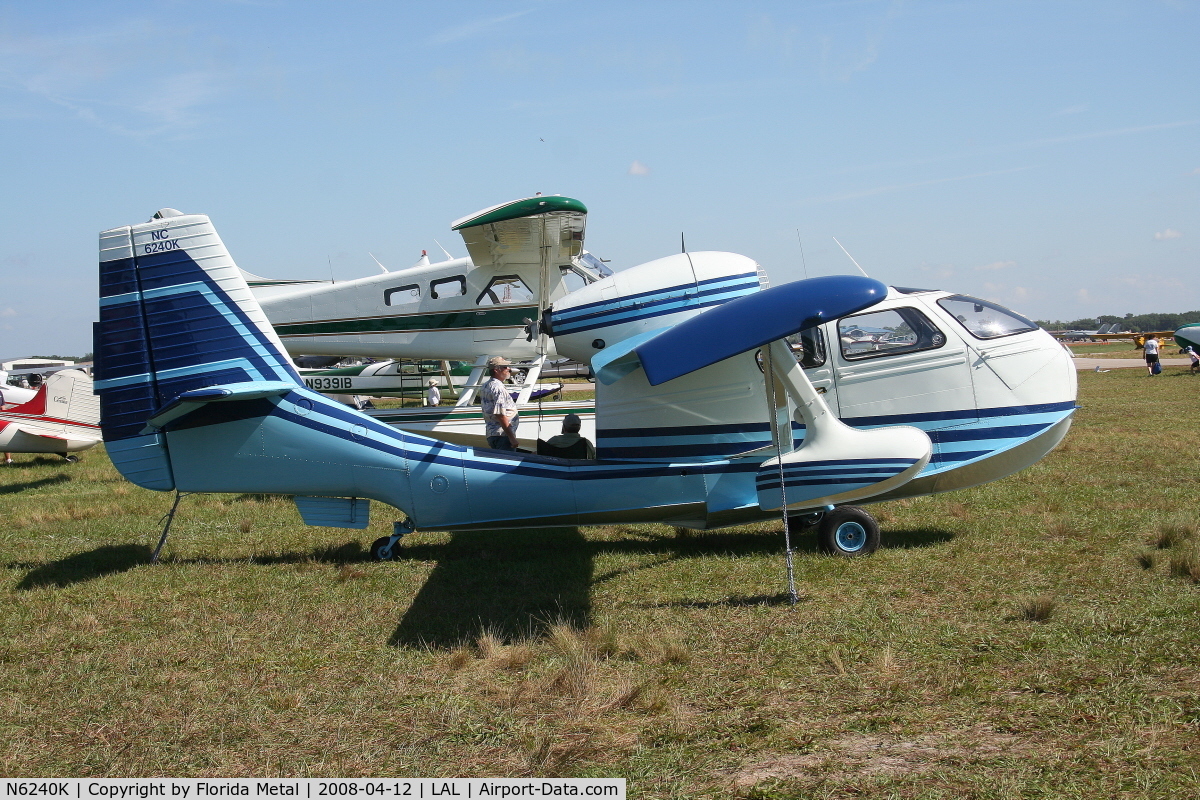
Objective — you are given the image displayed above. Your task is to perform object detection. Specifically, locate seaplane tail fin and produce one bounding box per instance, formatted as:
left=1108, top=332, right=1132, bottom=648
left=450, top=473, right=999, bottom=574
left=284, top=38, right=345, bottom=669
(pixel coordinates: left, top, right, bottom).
left=95, top=212, right=302, bottom=490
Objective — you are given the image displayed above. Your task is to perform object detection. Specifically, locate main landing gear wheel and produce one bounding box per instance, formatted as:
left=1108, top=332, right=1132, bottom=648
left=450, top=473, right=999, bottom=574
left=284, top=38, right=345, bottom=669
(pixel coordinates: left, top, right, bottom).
left=370, top=537, right=398, bottom=561
left=816, top=506, right=880, bottom=557
left=787, top=511, right=825, bottom=531
left=370, top=520, right=415, bottom=562
left=63, top=455, right=80, bottom=463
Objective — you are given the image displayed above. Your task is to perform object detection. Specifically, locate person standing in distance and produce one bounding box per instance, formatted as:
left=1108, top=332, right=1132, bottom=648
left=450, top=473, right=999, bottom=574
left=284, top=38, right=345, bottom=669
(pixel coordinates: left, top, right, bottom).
left=1144, top=334, right=1161, bottom=376
left=425, top=378, right=441, bottom=407
left=481, top=356, right=520, bottom=450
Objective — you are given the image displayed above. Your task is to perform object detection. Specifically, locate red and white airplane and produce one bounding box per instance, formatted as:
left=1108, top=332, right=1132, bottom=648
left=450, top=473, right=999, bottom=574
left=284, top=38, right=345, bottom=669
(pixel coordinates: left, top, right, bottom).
left=0, top=369, right=101, bottom=462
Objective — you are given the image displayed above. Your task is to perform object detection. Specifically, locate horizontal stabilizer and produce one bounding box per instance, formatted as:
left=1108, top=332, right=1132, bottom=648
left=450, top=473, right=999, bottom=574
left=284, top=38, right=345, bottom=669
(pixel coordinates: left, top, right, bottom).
left=145, top=381, right=297, bottom=430
left=3, top=426, right=101, bottom=447
left=606, top=275, right=888, bottom=386
left=294, top=496, right=371, bottom=529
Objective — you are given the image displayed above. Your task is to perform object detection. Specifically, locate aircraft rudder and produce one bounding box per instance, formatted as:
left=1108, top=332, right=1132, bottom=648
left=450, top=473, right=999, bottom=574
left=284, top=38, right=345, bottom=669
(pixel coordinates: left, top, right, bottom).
left=95, top=210, right=302, bottom=490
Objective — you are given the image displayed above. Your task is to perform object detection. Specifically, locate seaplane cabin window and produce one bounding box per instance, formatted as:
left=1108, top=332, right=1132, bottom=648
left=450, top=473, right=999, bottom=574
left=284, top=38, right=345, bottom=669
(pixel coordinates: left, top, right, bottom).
left=838, top=307, right=946, bottom=360
left=383, top=284, right=420, bottom=307
left=430, top=276, right=466, bottom=300
left=937, top=295, right=1038, bottom=339
left=559, top=265, right=594, bottom=295
left=476, top=275, right=535, bottom=306
left=784, top=329, right=827, bottom=368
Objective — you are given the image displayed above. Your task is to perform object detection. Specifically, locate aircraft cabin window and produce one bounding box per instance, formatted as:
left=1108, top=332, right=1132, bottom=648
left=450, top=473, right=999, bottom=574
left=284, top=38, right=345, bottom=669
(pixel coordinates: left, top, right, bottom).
left=383, top=284, right=420, bottom=307
left=430, top=276, right=466, bottom=300
left=785, top=329, right=827, bottom=368
left=755, top=328, right=827, bottom=373
left=937, top=295, right=1038, bottom=339
left=838, top=307, right=946, bottom=360
left=476, top=275, right=535, bottom=306
left=559, top=266, right=593, bottom=295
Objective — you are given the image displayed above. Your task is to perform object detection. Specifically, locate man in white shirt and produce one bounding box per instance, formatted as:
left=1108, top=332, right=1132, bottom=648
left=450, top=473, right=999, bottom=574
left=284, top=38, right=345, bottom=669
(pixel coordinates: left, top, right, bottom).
left=480, top=356, right=519, bottom=450
left=1144, top=335, right=1160, bottom=376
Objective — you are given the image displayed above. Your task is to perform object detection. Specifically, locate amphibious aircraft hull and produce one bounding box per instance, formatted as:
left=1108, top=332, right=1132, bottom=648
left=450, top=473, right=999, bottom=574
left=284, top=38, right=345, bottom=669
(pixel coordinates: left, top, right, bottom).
left=95, top=209, right=1076, bottom=541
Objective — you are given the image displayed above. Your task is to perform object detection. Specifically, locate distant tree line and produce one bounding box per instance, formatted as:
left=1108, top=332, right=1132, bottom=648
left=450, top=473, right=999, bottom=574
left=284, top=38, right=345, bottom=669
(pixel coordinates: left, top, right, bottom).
left=1036, top=312, right=1200, bottom=332
left=29, top=353, right=92, bottom=362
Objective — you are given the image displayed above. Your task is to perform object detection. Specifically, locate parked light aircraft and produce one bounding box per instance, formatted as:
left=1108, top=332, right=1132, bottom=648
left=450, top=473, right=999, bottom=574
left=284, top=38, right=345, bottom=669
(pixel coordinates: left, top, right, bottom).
left=244, top=195, right=608, bottom=364
left=239, top=195, right=611, bottom=442
left=95, top=211, right=1077, bottom=560
left=0, top=369, right=101, bottom=461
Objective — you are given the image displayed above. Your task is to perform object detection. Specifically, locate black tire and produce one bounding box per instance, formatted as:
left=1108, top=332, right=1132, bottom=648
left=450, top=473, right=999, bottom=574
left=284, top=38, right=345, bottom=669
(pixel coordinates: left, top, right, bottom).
left=63, top=454, right=80, bottom=463
left=370, top=536, right=397, bottom=561
left=787, top=511, right=825, bottom=531
left=816, top=506, right=880, bottom=557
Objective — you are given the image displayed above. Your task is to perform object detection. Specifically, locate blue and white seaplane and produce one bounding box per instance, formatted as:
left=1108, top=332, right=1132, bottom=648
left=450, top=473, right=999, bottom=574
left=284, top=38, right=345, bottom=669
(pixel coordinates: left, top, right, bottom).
left=95, top=211, right=1077, bottom=559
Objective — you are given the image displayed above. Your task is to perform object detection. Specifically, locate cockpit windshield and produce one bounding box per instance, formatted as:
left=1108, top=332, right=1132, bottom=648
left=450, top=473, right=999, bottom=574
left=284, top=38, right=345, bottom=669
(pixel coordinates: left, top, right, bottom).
left=937, top=295, right=1038, bottom=339
left=577, top=252, right=613, bottom=279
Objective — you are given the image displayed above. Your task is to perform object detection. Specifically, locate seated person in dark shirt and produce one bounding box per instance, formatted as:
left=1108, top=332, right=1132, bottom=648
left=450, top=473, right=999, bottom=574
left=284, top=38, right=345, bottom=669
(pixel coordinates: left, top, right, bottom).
left=539, top=413, right=596, bottom=459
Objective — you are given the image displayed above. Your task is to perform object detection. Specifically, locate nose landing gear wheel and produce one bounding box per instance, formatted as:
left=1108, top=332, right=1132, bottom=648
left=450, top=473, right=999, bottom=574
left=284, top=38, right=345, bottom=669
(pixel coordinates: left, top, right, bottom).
left=817, top=506, right=880, bottom=557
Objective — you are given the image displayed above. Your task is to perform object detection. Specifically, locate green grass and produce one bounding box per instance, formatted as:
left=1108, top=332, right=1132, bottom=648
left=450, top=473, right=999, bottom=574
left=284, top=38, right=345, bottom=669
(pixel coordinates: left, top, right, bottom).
left=1064, top=341, right=1190, bottom=359
left=2, top=366, right=1199, bottom=797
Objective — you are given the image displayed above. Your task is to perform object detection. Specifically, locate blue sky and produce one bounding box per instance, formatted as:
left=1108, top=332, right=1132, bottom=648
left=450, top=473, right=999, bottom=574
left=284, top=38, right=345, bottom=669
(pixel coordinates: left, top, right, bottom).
left=0, top=0, right=1196, bottom=358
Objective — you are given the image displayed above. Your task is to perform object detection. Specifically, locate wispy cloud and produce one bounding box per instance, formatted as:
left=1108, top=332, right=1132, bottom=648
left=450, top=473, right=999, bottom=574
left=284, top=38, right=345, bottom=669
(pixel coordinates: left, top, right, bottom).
left=836, top=120, right=1200, bottom=177
left=1055, top=103, right=1089, bottom=115
left=1019, top=120, right=1199, bottom=150
left=805, top=166, right=1031, bottom=204
left=0, top=20, right=233, bottom=137
left=428, top=10, right=534, bottom=46
left=975, top=260, right=1016, bottom=272
left=628, top=160, right=650, bottom=176
left=918, top=262, right=955, bottom=280
left=1155, top=228, right=1182, bottom=240
left=0, top=307, right=17, bottom=317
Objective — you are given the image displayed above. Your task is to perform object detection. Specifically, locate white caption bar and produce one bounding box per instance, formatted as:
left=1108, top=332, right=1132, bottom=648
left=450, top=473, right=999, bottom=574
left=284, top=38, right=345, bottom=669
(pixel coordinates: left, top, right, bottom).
left=2, top=781, right=625, bottom=800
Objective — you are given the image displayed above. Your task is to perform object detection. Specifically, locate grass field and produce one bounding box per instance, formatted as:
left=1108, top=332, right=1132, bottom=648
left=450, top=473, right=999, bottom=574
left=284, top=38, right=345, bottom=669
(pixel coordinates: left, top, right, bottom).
left=1064, top=341, right=1190, bottom=360
left=2, top=366, right=1199, bottom=797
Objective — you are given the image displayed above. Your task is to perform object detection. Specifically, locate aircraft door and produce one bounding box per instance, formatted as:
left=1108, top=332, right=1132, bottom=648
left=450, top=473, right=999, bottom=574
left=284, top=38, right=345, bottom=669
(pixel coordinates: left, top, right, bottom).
left=831, top=305, right=977, bottom=429
left=795, top=326, right=840, bottom=416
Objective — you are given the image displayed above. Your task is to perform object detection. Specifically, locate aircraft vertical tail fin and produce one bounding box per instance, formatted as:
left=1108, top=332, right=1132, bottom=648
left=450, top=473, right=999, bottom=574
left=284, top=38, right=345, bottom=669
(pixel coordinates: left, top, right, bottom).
left=95, top=210, right=301, bottom=489
left=3, top=370, right=100, bottom=426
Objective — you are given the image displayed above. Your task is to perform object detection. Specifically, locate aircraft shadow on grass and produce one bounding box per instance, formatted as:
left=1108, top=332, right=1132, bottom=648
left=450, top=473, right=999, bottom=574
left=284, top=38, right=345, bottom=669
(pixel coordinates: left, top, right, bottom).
left=0, top=473, right=71, bottom=495
left=386, top=524, right=955, bottom=648
left=13, top=524, right=951, bottom=645
left=14, top=543, right=151, bottom=590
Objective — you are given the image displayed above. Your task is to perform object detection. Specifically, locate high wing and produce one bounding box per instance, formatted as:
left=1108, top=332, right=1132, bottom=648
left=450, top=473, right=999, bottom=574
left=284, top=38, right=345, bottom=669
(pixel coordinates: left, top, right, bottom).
left=592, top=275, right=891, bottom=385
left=452, top=195, right=587, bottom=274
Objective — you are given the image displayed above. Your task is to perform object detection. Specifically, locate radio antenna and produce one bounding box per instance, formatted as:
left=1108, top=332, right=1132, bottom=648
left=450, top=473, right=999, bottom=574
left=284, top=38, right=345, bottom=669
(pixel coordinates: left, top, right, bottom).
left=796, top=230, right=809, bottom=280
left=832, top=236, right=869, bottom=277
